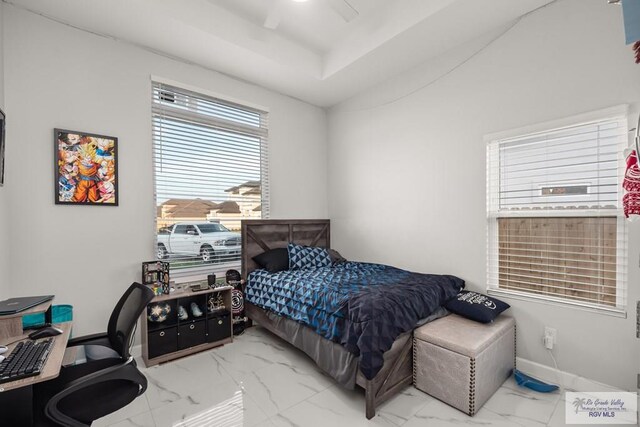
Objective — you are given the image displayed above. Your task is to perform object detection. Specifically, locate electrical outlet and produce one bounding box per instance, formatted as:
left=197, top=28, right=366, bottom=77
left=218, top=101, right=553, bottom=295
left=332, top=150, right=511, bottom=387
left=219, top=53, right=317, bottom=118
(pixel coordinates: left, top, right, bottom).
left=544, top=326, right=557, bottom=350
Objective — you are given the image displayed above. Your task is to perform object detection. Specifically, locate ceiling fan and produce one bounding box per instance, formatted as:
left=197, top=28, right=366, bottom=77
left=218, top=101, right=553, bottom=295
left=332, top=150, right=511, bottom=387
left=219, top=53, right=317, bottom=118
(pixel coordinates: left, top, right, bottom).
left=264, top=0, right=359, bottom=30
left=326, top=0, right=359, bottom=22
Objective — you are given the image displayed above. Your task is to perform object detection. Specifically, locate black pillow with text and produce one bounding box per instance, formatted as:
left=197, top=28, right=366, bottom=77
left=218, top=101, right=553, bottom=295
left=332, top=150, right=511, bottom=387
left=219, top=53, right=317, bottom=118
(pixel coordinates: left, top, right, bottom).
left=444, top=291, right=510, bottom=323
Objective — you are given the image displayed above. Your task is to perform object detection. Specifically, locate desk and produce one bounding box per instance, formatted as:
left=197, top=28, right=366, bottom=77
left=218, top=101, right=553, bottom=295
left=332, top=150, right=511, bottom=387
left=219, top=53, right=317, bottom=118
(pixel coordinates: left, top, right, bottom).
left=0, top=321, right=73, bottom=392
left=0, top=305, right=72, bottom=425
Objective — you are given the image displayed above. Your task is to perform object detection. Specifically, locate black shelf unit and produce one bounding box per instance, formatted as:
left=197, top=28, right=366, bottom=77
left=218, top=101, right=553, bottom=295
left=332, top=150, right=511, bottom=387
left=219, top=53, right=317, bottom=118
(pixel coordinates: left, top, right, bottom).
left=141, top=286, right=233, bottom=366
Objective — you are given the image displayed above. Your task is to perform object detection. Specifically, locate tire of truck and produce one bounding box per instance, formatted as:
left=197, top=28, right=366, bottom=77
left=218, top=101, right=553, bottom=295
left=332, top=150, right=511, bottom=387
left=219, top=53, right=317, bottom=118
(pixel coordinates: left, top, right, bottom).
left=157, top=243, right=168, bottom=259
left=200, top=245, right=216, bottom=263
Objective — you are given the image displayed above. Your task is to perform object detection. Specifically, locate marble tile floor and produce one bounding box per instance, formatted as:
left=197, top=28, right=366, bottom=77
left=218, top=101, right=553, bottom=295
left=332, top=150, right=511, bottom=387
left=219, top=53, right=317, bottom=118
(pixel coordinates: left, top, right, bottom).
left=93, top=326, right=613, bottom=427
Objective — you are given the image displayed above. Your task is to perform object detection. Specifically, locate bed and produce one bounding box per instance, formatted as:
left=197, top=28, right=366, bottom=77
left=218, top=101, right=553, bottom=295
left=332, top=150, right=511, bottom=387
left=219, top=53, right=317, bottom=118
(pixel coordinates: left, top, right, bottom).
left=241, top=219, right=463, bottom=419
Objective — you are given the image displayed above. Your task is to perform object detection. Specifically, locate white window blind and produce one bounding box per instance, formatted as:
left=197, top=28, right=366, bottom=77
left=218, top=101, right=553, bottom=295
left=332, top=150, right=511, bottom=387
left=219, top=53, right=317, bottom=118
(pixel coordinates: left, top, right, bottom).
left=152, top=82, right=269, bottom=275
left=487, top=113, right=628, bottom=313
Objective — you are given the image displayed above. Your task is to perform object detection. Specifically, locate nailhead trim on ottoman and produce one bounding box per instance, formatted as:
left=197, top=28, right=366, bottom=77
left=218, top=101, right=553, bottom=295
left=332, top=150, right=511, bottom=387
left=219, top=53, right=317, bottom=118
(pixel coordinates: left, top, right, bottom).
left=413, top=314, right=515, bottom=416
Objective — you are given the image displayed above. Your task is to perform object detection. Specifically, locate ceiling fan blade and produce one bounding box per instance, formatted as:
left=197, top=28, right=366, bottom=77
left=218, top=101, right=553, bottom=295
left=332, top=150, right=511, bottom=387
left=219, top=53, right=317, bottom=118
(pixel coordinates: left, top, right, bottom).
left=264, top=0, right=282, bottom=30
left=327, top=0, right=359, bottom=22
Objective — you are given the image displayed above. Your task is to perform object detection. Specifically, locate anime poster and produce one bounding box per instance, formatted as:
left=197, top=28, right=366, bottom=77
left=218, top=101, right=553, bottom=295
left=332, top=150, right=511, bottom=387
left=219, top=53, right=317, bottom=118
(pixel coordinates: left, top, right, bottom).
left=55, top=129, right=118, bottom=205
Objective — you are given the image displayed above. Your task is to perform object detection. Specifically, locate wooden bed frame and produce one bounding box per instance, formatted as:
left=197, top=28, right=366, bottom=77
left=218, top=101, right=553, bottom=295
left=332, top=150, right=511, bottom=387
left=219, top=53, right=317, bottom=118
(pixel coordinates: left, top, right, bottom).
left=241, top=219, right=413, bottom=419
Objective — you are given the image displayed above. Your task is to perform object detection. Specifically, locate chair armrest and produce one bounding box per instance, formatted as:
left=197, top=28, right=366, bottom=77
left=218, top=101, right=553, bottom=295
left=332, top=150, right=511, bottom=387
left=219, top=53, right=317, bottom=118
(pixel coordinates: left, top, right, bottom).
left=66, top=332, right=108, bottom=347
left=45, top=358, right=147, bottom=427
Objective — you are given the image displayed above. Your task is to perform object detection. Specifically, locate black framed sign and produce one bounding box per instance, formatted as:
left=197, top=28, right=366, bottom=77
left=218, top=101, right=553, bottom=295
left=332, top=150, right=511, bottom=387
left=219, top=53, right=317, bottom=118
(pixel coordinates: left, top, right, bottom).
left=55, top=128, right=118, bottom=205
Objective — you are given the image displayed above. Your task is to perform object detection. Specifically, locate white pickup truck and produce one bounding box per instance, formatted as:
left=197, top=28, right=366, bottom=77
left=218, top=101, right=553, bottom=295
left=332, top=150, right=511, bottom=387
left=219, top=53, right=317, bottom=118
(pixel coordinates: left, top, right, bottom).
left=157, top=222, right=241, bottom=263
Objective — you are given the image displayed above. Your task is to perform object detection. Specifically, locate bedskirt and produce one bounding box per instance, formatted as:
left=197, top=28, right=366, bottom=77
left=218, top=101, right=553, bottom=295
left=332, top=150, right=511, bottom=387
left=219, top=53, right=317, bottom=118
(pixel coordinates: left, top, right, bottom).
left=245, top=302, right=447, bottom=389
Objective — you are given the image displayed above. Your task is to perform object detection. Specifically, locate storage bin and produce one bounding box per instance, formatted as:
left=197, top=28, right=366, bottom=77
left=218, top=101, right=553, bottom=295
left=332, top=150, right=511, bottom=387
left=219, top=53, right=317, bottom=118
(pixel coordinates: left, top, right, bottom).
left=178, top=319, right=206, bottom=350
left=22, top=304, right=73, bottom=329
left=413, top=314, right=515, bottom=416
left=207, top=311, right=231, bottom=343
left=148, top=327, right=178, bottom=359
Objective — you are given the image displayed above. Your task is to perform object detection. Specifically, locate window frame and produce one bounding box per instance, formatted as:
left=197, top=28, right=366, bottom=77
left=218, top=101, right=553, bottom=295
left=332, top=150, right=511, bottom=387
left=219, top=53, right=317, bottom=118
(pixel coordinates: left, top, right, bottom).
left=485, top=105, right=628, bottom=317
left=151, top=77, right=269, bottom=279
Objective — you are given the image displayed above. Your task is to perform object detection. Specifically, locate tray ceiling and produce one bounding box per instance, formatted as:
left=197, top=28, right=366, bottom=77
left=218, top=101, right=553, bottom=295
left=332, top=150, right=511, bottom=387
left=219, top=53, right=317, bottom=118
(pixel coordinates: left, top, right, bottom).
left=8, top=0, right=555, bottom=106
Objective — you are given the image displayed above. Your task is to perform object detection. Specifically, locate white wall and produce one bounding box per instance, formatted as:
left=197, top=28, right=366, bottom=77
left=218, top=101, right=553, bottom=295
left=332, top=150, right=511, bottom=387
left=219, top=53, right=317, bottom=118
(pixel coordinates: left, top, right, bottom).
left=329, top=0, right=640, bottom=390
left=0, top=2, right=8, bottom=299
left=2, top=5, right=328, bottom=336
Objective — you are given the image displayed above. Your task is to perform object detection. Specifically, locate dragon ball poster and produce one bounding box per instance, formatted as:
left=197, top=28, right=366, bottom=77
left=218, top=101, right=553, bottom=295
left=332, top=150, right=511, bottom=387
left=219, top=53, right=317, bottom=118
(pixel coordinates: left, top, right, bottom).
left=55, top=129, right=118, bottom=205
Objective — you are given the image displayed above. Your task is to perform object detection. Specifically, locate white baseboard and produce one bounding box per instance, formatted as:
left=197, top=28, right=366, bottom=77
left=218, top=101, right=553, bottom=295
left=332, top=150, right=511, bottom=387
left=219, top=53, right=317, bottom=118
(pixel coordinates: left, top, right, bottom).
left=516, top=357, right=623, bottom=392
left=72, top=344, right=142, bottom=367
left=130, top=343, right=142, bottom=358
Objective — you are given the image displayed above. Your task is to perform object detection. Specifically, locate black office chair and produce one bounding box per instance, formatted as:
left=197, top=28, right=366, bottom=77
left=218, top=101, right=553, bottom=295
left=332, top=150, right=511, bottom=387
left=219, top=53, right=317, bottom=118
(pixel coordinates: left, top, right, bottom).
left=33, top=283, right=155, bottom=426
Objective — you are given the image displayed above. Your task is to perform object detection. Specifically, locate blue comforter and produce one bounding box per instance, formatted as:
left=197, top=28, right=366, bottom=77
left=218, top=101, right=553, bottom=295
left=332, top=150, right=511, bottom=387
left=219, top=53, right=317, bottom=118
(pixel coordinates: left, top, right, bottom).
left=245, top=262, right=464, bottom=380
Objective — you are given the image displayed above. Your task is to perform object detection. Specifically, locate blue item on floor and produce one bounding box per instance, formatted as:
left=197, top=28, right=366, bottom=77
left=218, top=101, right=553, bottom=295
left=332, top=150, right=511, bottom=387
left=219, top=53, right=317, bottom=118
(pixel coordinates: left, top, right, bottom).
left=22, top=304, right=73, bottom=329
left=514, top=369, right=559, bottom=393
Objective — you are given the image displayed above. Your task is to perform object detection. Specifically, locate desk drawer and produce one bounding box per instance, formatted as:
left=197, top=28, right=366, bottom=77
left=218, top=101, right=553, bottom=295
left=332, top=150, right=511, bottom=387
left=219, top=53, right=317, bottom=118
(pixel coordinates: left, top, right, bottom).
left=178, top=320, right=206, bottom=350
left=148, top=327, right=177, bottom=359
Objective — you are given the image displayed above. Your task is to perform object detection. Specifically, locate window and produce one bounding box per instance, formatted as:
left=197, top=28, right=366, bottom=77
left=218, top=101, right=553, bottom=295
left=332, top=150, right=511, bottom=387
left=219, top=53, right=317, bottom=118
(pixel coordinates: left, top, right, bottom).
left=173, top=225, right=188, bottom=235
left=152, top=81, right=269, bottom=275
left=486, top=109, right=628, bottom=313
left=197, top=223, right=230, bottom=233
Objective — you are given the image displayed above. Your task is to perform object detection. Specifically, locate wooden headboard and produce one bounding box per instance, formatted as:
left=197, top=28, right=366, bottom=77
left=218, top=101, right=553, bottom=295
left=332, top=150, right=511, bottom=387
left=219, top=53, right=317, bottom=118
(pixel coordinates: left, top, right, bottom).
left=241, top=219, right=330, bottom=279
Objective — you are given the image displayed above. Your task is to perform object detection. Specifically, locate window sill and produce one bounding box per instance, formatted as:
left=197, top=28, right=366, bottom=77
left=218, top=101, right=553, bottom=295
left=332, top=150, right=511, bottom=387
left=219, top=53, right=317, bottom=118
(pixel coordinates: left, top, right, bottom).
left=487, top=288, right=627, bottom=319
left=169, top=261, right=241, bottom=282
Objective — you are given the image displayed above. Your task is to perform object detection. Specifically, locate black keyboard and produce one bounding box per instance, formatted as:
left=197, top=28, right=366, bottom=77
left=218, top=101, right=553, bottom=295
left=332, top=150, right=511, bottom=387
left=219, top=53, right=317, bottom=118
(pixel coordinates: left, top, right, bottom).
left=0, top=338, right=54, bottom=384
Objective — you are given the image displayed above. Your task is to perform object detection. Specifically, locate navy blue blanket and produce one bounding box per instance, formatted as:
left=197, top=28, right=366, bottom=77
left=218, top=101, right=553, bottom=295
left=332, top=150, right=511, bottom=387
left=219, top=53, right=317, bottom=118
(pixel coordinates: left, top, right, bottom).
left=246, top=262, right=464, bottom=380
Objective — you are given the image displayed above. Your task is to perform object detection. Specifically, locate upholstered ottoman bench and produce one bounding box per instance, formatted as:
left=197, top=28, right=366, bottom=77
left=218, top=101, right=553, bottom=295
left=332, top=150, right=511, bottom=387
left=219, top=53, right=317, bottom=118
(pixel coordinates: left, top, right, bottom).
left=413, top=314, right=515, bottom=416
